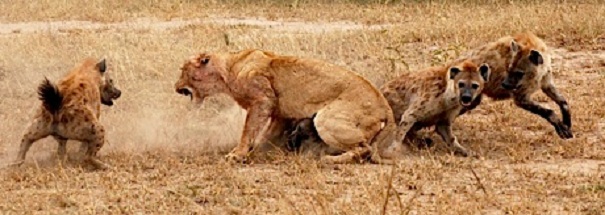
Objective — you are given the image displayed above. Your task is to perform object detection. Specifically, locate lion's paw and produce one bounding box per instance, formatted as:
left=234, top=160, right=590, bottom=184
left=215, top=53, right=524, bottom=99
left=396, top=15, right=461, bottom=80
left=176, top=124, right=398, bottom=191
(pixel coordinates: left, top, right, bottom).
left=225, top=152, right=247, bottom=164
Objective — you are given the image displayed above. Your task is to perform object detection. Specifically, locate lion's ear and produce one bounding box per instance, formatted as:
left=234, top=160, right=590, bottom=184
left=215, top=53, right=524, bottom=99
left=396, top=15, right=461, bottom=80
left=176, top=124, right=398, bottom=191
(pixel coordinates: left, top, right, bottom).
left=96, top=59, right=106, bottom=73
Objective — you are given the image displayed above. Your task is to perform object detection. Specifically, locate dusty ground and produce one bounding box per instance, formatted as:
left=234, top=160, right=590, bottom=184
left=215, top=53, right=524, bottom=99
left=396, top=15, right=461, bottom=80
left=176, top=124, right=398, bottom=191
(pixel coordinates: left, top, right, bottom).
left=0, top=1, right=604, bottom=214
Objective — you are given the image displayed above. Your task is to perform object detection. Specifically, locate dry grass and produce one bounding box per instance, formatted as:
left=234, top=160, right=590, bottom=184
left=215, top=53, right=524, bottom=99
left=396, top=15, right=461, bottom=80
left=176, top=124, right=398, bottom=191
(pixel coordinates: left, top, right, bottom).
left=0, top=0, right=604, bottom=214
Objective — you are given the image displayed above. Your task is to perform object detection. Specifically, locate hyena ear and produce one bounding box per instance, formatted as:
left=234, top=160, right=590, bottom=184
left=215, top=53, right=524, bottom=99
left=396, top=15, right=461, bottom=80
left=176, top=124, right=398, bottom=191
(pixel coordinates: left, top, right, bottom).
left=529, top=50, right=544, bottom=65
left=449, top=67, right=461, bottom=80
left=510, top=40, right=520, bottom=53
left=479, top=63, right=491, bottom=81
left=96, top=59, right=106, bottom=73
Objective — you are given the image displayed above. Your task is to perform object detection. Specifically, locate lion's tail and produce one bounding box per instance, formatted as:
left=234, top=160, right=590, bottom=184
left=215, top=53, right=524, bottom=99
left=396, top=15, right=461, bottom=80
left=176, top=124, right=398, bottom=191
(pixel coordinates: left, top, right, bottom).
left=37, top=77, right=63, bottom=114
left=369, top=114, right=399, bottom=165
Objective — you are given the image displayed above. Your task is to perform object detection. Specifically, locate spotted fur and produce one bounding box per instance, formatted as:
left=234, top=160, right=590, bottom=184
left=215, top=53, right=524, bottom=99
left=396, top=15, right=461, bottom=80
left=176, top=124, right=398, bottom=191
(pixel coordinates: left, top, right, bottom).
left=12, top=58, right=121, bottom=170
left=380, top=60, right=490, bottom=156
left=455, top=32, right=572, bottom=139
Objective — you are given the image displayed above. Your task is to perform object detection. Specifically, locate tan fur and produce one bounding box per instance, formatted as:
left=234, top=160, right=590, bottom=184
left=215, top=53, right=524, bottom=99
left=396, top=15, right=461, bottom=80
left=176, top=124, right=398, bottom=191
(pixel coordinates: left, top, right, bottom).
left=13, top=58, right=121, bottom=170
left=381, top=60, right=490, bottom=156
left=174, top=49, right=398, bottom=164
left=455, top=32, right=573, bottom=139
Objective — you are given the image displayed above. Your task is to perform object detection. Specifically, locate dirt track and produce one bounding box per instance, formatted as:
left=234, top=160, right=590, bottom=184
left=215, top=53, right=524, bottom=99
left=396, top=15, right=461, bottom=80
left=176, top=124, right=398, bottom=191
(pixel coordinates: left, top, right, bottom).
left=0, top=17, right=392, bottom=34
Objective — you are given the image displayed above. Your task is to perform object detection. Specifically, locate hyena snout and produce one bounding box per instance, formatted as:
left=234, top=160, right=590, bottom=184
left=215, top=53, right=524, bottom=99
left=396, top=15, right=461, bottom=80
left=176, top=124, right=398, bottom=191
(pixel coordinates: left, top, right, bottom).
left=501, top=80, right=515, bottom=90
left=113, top=89, right=122, bottom=99
left=461, top=95, right=473, bottom=104
left=502, top=70, right=524, bottom=90
left=101, top=85, right=122, bottom=106
left=460, top=90, right=474, bottom=106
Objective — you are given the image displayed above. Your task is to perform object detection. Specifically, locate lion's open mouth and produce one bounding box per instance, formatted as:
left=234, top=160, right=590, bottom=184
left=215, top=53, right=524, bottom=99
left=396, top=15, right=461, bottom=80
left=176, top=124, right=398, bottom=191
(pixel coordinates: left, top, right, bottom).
left=176, top=87, right=193, bottom=101
left=460, top=101, right=472, bottom=107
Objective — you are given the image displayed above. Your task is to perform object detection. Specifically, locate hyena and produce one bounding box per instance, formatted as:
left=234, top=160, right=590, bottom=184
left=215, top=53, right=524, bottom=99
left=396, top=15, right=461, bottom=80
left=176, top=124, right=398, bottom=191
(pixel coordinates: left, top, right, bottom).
left=380, top=60, right=490, bottom=156
left=456, top=32, right=572, bottom=139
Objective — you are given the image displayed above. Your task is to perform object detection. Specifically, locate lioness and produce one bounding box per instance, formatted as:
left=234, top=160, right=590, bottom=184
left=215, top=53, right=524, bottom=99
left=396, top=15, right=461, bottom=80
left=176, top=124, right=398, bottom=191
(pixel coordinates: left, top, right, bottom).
left=174, top=49, right=398, bottom=164
left=13, top=58, right=121, bottom=169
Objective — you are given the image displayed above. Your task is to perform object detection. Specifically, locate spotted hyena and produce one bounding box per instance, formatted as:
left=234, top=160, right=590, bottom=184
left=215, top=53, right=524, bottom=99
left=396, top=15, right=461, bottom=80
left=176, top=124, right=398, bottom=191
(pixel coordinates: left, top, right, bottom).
left=12, top=58, right=121, bottom=170
left=456, top=32, right=572, bottom=139
left=380, top=60, right=490, bottom=156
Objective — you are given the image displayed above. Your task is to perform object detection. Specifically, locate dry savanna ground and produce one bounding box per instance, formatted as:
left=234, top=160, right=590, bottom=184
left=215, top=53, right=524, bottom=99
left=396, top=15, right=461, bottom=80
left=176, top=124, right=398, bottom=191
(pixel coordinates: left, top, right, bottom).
left=0, top=0, right=604, bottom=214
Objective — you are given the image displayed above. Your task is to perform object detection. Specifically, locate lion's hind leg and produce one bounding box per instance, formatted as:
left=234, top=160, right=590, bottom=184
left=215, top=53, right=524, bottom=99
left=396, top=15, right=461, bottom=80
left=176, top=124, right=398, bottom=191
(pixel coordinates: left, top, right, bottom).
left=313, top=104, right=380, bottom=164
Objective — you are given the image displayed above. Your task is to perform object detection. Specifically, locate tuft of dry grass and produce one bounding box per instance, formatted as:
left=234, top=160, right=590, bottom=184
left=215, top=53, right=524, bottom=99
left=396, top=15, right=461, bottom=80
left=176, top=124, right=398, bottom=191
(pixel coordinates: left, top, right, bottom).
left=0, top=0, right=604, bottom=214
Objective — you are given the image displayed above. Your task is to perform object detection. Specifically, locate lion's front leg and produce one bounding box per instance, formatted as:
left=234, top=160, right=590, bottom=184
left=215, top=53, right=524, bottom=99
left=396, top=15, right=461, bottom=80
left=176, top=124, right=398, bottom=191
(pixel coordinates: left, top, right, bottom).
left=225, top=100, right=276, bottom=163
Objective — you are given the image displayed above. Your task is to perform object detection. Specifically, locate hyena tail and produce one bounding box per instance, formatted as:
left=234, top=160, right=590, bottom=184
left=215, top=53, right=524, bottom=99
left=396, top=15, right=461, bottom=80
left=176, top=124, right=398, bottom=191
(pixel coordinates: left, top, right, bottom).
left=37, top=77, right=63, bottom=114
left=369, top=116, right=399, bottom=165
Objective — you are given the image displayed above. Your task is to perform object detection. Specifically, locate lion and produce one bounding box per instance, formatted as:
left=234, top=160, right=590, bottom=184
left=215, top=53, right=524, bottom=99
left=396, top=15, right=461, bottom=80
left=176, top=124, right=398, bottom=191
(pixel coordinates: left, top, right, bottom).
left=174, top=49, right=399, bottom=164
left=12, top=58, right=121, bottom=170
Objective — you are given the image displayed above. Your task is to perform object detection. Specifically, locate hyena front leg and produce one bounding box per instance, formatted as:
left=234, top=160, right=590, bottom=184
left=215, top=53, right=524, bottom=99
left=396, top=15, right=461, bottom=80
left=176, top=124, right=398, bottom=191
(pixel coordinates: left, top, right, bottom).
left=394, top=104, right=423, bottom=146
left=435, top=121, right=471, bottom=157
left=13, top=117, right=52, bottom=166
left=541, top=73, right=572, bottom=129
left=514, top=94, right=573, bottom=139
left=405, top=124, right=433, bottom=148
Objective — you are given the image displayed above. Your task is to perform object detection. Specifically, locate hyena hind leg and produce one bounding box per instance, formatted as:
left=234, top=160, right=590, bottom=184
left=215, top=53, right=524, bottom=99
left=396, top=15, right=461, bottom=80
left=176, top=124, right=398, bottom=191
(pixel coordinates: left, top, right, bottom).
left=53, top=136, right=69, bottom=163
left=13, top=118, right=52, bottom=166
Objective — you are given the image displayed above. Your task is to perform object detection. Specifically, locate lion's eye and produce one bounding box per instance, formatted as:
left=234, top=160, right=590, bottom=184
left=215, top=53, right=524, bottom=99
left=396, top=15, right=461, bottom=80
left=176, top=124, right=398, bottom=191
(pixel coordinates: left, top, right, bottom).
left=458, top=82, right=465, bottom=88
left=471, top=83, right=479, bottom=89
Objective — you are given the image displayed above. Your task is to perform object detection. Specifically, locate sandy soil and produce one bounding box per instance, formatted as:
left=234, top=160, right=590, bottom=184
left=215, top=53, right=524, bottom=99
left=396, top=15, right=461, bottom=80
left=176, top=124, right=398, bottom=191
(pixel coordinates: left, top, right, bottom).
left=0, top=13, right=603, bottom=214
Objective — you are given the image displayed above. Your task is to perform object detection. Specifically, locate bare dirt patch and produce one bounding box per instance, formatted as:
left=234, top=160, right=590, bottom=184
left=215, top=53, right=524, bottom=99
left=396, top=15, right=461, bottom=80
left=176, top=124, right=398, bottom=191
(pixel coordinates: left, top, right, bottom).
left=552, top=48, right=605, bottom=73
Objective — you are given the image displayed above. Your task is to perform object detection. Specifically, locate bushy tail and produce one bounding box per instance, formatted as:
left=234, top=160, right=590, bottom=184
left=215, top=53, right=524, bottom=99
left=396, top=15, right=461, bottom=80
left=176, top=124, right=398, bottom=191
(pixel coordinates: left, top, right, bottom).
left=37, top=77, right=63, bottom=114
